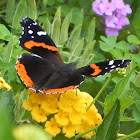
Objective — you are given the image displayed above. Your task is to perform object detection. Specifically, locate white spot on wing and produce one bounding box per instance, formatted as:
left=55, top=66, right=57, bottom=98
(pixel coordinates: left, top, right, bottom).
left=110, top=65, right=116, bottom=69
left=28, top=30, right=33, bottom=34
left=109, top=60, right=114, bottom=65
left=37, top=31, right=46, bottom=36
left=33, top=22, right=37, bottom=25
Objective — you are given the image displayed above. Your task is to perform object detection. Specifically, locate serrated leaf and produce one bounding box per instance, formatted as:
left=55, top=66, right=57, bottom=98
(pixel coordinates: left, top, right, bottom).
left=51, top=7, right=61, bottom=45
left=130, top=82, right=140, bottom=112
left=127, top=35, right=140, bottom=45
left=96, top=100, right=120, bottom=140
left=6, top=0, right=16, bottom=24
left=68, top=24, right=81, bottom=51
left=26, top=0, right=37, bottom=20
left=13, top=124, right=52, bottom=140
left=85, top=17, right=95, bottom=43
left=12, top=0, right=27, bottom=32
left=43, top=18, right=51, bottom=35
left=104, top=70, right=133, bottom=115
left=59, top=11, right=72, bottom=45
left=68, top=38, right=84, bottom=63
left=78, top=40, right=96, bottom=67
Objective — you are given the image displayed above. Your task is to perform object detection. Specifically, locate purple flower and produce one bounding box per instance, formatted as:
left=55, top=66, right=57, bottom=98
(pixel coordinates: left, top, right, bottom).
left=112, top=0, right=124, bottom=9
left=106, top=28, right=119, bottom=36
left=105, top=15, right=118, bottom=28
left=92, top=0, right=103, bottom=15
left=100, top=0, right=116, bottom=15
left=117, top=4, right=132, bottom=16
left=92, top=0, right=132, bottom=36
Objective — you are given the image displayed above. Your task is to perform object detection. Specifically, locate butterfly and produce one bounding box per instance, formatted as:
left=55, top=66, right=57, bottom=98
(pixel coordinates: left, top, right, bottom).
left=16, top=17, right=131, bottom=94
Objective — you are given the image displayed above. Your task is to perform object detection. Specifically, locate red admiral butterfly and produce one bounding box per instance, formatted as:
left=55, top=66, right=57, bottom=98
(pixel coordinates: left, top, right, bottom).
left=16, top=17, right=131, bottom=94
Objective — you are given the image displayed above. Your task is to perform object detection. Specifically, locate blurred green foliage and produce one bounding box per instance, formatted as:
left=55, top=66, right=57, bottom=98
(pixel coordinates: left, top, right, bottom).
left=0, top=0, right=140, bottom=139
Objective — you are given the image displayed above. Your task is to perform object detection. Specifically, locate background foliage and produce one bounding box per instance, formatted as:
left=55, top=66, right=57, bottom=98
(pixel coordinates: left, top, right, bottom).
left=0, top=0, right=140, bottom=139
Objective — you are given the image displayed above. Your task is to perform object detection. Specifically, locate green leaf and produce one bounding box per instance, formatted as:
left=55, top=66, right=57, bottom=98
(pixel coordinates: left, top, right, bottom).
left=59, top=11, right=72, bottom=45
left=0, top=90, right=15, bottom=120
left=68, top=38, right=84, bottom=63
left=0, top=105, right=14, bottom=140
left=13, top=124, right=52, bottom=140
left=120, top=116, right=135, bottom=122
left=78, top=40, right=96, bottom=67
left=132, top=6, right=140, bottom=37
left=85, top=17, right=95, bottom=43
left=0, top=24, right=11, bottom=41
left=6, top=0, right=16, bottom=24
left=104, top=70, right=133, bottom=115
left=130, top=82, right=140, bottom=112
left=3, top=36, right=15, bottom=63
left=68, top=24, right=81, bottom=51
left=14, top=90, right=27, bottom=122
left=127, top=35, right=140, bottom=45
left=132, top=108, right=140, bottom=123
left=12, top=0, right=27, bottom=32
left=43, top=18, right=51, bottom=35
left=26, top=0, right=37, bottom=20
left=51, top=7, right=61, bottom=45
left=74, top=9, right=83, bottom=27
left=96, top=100, right=120, bottom=140
left=99, top=36, right=117, bottom=52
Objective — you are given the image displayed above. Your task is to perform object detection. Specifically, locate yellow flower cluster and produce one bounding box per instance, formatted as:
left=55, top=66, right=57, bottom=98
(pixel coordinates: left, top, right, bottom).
left=0, top=77, right=11, bottom=91
left=23, top=89, right=102, bottom=139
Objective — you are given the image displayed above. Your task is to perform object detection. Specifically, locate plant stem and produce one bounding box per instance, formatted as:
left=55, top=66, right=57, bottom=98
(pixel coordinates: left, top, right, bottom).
left=117, top=129, right=140, bottom=140
left=75, top=124, right=100, bottom=139
left=86, top=74, right=112, bottom=111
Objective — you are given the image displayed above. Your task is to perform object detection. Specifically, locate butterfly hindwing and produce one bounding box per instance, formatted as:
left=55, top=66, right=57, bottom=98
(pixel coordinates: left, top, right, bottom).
left=16, top=54, right=55, bottom=90
left=39, top=63, right=85, bottom=94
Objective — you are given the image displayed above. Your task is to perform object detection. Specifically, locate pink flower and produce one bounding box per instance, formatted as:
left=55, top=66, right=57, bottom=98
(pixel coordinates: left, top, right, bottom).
left=92, top=0, right=132, bottom=36
left=106, top=28, right=119, bottom=36
left=92, top=0, right=103, bottom=15
left=100, top=0, right=116, bottom=15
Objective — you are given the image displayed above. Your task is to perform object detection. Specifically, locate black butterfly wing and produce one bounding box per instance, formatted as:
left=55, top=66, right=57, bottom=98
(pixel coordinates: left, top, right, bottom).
left=19, top=17, right=63, bottom=65
left=16, top=54, right=56, bottom=90
left=38, top=63, right=85, bottom=94
left=76, top=60, right=131, bottom=77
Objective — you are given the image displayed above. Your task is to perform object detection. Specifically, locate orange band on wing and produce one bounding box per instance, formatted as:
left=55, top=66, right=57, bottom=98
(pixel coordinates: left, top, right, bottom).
left=90, top=64, right=102, bottom=76
left=16, top=60, right=34, bottom=88
left=24, top=40, right=58, bottom=52
left=43, top=85, right=78, bottom=94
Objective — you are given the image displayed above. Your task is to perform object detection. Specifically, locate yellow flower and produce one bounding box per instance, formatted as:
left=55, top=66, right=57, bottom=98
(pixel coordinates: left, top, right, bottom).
left=0, top=77, right=11, bottom=91
left=22, top=99, right=38, bottom=111
left=55, top=110, right=69, bottom=126
left=80, top=121, right=96, bottom=139
left=23, top=89, right=102, bottom=139
left=45, top=118, right=61, bottom=137
left=69, top=109, right=83, bottom=125
left=62, top=123, right=81, bottom=138
left=31, top=107, right=47, bottom=123
left=41, top=99, right=58, bottom=114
